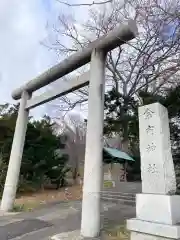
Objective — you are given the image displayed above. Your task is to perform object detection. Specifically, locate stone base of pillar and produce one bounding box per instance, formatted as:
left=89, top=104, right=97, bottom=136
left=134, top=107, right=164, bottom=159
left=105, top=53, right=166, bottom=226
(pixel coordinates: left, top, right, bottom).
left=135, top=194, right=180, bottom=225
left=127, top=218, right=180, bottom=239
left=51, top=230, right=102, bottom=240
left=127, top=194, right=180, bottom=239
left=130, top=231, right=179, bottom=240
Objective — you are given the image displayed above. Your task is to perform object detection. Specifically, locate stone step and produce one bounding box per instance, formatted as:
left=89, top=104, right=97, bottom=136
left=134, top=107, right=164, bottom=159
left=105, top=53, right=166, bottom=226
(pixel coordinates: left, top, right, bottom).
left=101, top=191, right=135, bottom=198
left=100, top=191, right=136, bottom=206
left=101, top=196, right=135, bottom=206
left=101, top=195, right=135, bottom=201
left=101, top=194, right=135, bottom=201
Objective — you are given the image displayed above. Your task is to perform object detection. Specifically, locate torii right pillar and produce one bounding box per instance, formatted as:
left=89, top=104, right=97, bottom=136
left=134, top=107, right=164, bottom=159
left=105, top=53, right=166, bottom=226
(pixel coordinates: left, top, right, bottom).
left=127, top=103, right=180, bottom=239
left=81, top=48, right=106, bottom=238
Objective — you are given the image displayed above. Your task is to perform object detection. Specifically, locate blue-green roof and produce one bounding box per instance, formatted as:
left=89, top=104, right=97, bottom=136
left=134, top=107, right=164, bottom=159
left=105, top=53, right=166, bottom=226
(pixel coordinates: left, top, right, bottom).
left=103, top=147, right=135, bottom=163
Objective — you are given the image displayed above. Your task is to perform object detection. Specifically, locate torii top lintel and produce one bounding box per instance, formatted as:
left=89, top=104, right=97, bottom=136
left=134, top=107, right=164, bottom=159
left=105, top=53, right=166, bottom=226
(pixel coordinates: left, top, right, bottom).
left=12, top=19, right=138, bottom=100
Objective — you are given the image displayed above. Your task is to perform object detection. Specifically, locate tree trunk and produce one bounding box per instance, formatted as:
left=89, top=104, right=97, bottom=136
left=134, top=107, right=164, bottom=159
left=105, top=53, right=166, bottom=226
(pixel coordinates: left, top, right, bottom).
left=72, top=157, right=79, bottom=185
left=124, top=161, right=128, bottom=182
left=72, top=167, right=78, bottom=185
left=121, top=124, right=129, bottom=153
left=55, top=179, right=61, bottom=190
left=121, top=103, right=129, bottom=154
left=40, top=176, right=45, bottom=192
left=121, top=104, right=129, bottom=182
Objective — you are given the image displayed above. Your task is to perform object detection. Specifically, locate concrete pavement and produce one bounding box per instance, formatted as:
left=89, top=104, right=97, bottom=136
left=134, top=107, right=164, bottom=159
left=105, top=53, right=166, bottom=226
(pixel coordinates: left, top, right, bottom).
left=0, top=200, right=135, bottom=240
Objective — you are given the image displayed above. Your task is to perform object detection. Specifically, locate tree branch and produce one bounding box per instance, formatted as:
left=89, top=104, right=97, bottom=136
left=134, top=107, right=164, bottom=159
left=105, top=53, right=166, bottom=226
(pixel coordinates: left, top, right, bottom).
left=56, top=0, right=113, bottom=7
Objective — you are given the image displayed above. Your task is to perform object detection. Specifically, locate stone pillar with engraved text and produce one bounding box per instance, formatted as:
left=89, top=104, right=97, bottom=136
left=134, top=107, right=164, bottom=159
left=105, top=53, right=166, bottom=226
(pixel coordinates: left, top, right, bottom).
left=127, top=103, right=180, bottom=240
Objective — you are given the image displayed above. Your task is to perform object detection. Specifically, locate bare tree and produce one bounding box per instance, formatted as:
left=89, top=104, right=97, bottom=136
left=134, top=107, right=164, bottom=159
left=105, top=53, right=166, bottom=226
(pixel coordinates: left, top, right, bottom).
left=46, top=0, right=180, bottom=153
left=54, top=112, right=86, bottom=184
left=57, top=0, right=113, bottom=7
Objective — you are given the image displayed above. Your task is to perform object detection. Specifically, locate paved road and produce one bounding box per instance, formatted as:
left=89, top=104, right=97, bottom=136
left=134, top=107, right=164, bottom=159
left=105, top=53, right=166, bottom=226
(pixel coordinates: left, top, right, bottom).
left=0, top=201, right=135, bottom=240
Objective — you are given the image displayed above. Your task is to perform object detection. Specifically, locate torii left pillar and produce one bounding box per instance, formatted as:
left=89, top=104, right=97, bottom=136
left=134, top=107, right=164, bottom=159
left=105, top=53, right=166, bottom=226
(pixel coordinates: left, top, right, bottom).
left=1, top=91, right=30, bottom=211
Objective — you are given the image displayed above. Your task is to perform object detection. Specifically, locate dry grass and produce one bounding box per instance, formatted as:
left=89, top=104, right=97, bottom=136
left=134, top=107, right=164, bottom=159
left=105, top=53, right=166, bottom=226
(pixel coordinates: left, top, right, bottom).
left=14, top=185, right=82, bottom=212
left=104, top=180, right=114, bottom=188
left=105, top=224, right=130, bottom=240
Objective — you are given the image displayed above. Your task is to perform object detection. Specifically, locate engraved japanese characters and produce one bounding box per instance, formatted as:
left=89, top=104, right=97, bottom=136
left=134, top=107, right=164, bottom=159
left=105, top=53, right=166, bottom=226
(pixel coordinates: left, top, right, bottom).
left=138, top=103, right=176, bottom=194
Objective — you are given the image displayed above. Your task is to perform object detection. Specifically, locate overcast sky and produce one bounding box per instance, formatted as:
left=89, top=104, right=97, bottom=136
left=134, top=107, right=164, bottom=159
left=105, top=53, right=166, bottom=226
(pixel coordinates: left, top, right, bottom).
left=0, top=0, right=91, bottom=118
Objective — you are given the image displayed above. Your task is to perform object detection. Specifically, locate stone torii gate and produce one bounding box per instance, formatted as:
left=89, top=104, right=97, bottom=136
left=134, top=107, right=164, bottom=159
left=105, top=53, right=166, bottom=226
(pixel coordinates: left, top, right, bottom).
left=1, top=20, right=137, bottom=238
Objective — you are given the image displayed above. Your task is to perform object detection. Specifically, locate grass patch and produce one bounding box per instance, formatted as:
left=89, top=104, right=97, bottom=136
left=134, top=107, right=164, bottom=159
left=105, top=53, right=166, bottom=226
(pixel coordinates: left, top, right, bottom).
left=105, top=224, right=130, bottom=240
left=104, top=180, right=114, bottom=188
left=13, top=202, right=41, bottom=212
